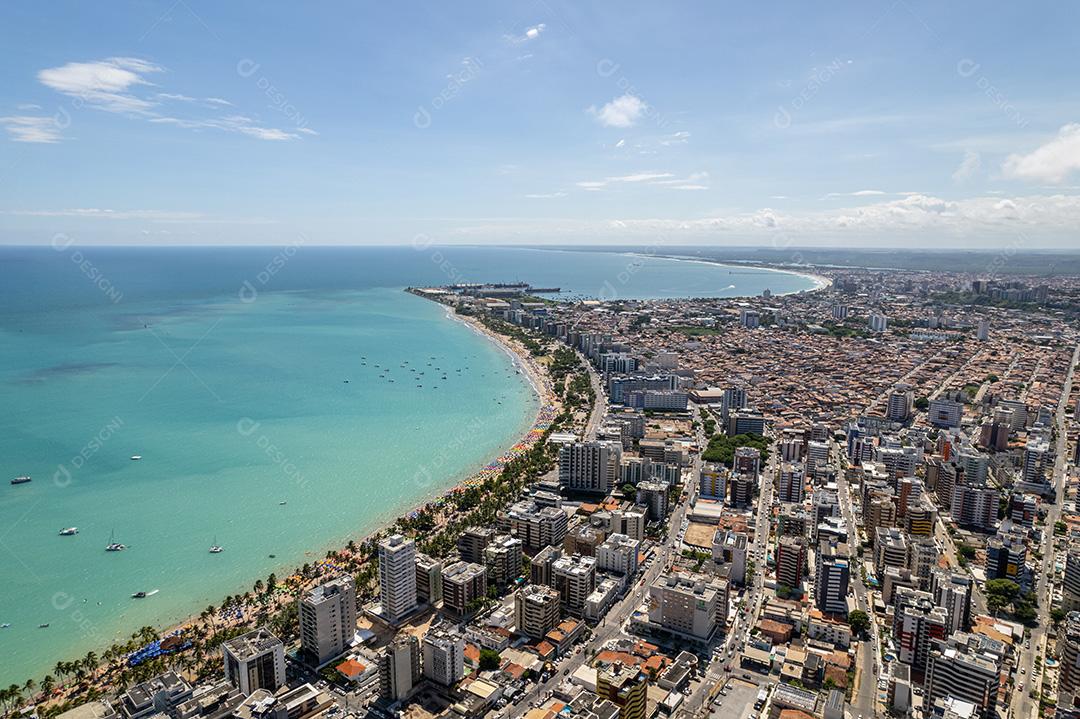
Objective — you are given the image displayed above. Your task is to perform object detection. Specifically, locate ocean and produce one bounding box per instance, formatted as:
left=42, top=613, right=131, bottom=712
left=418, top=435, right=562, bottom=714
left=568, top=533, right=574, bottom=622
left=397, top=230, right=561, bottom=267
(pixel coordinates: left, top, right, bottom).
left=0, top=245, right=818, bottom=684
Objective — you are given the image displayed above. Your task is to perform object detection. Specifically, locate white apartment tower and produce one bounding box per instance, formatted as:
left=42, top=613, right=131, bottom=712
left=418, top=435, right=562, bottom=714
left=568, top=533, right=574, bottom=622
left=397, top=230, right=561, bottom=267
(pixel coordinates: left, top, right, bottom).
left=299, top=575, right=357, bottom=667
left=378, top=534, right=417, bottom=623
left=422, top=626, right=465, bottom=687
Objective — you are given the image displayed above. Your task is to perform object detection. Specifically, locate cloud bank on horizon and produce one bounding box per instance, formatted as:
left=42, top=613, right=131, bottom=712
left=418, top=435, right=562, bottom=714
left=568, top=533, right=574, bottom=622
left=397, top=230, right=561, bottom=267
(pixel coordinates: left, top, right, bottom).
left=1, top=1, right=1079, bottom=249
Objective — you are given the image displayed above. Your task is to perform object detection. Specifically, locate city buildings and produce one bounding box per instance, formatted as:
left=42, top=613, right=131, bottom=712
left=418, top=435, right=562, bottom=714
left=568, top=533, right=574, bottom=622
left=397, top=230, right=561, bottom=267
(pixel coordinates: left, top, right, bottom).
left=378, top=534, right=417, bottom=623
left=635, top=480, right=668, bottom=521
left=421, top=625, right=465, bottom=687
left=644, top=573, right=728, bottom=643
left=483, top=534, right=523, bottom=588
left=596, top=663, right=648, bottom=719
left=379, top=635, right=420, bottom=703
left=776, top=535, right=807, bottom=590
left=440, top=561, right=487, bottom=616
left=514, top=584, right=562, bottom=640
left=814, top=541, right=850, bottom=615
left=505, top=499, right=569, bottom=550
left=414, top=552, right=443, bottom=605
left=298, top=575, right=357, bottom=667
left=925, top=635, right=1001, bottom=718
left=776, top=462, right=806, bottom=503
left=559, top=440, right=623, bottom=494
left=596, top=532, right=640, bottom=577
left=457, top=526, right=494, bottom=565
left=222, top=629, right=286, bottom=696
left=552, top=554, right=597, bottom=618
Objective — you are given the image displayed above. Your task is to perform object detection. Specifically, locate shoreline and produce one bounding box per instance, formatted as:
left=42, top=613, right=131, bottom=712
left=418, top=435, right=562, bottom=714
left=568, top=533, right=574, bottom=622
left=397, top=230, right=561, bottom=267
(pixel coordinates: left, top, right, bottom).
left=641, top=252, right=833, bottom=295
left=21, top=293, right=556, bottom=708
left=487, top=245, right=832, bottom=298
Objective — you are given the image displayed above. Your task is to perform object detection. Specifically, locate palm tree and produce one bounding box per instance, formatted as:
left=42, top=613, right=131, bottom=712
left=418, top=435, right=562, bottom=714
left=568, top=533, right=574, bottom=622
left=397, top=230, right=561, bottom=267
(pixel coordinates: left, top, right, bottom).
left=52, top=661, right=66, bottom=684
left=5, top=684, right=22, bottom=713
left=39, top=676, right=55, bottom=699
left=83, top=652, right=97, bottom=679
left=23, top=679, right=36, bottom=702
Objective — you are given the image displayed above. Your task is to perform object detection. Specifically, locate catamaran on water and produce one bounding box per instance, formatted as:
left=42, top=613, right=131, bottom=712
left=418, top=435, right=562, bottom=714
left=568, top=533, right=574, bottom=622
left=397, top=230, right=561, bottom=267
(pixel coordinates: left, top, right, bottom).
left=105, top=530, right=126, bottom=552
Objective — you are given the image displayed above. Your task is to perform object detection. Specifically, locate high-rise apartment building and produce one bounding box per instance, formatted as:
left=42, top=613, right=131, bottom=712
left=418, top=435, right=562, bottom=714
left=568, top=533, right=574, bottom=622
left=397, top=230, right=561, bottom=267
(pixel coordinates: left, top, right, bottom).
left=815, top=541, right=850, bottom=615
left=379, top=635, right=420, bottom=703
left=299, top=575, right=356, bottom=667
left=422, top=625, right=465, bottom=687
left=222, top=628, right=286, bottom=696
left=559, top=440, right=623, bottom=494
left=378, top=534, right=417, bottom=623
left=514, top=584, right=561, bottom=640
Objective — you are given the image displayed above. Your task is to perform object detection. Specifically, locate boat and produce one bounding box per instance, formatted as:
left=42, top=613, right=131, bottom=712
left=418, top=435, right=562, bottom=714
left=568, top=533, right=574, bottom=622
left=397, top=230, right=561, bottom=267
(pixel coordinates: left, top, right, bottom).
left=132, top=591, right=147, bottom=599
left=105, top=530, right=126, bottom=552
left=278, top=501, right=287, bottom=505
left=59, top=527, right=78, bottom=536
left=11, top=476, right=31, bottom=485
left=130, top=455, right=142, bottom=461
left=268, top=554, right=276, bottom=558
left=209, top=536, right=223, bottom=553
left=39, top=623, right=49, bottom=628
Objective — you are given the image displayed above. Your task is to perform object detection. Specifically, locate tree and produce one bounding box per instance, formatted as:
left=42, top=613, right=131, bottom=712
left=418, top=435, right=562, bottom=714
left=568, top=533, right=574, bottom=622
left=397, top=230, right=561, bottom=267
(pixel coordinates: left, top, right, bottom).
left=848, top=610, right=870, bottom=636
left=914, top=396, right=929, bottom=410
left=985, top=579, right=1020, bottom=614
left=622, top=483, right=637, bottom=497
left=478, top=649, right=501, bottom=671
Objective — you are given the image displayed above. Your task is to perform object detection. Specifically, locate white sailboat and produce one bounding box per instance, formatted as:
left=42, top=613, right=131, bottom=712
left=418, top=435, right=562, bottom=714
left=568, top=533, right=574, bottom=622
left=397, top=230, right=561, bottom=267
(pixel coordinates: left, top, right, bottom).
left=106, top=529, right=126, bottom=552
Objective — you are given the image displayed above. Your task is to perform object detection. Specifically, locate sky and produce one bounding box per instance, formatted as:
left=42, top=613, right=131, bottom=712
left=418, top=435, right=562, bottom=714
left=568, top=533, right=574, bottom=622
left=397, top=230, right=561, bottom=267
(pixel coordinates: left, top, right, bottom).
left=1, top=1, right=1080, bottom=249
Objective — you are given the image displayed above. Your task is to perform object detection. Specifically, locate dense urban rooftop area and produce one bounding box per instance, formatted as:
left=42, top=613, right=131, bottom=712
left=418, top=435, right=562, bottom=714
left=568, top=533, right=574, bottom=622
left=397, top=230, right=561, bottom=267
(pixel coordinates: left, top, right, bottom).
left=19, top=264, right=1080, bottom=719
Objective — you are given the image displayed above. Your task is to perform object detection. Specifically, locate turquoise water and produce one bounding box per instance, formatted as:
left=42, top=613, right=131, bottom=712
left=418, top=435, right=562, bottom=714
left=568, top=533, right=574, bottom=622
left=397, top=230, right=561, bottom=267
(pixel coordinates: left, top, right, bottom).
left=0, top=246, right=817, bottom=684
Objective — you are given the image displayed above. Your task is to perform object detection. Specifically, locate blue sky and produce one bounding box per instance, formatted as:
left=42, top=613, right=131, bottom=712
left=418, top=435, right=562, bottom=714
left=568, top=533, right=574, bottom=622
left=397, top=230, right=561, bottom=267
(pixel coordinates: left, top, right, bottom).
left=2, top=1, right=1079, bottom=248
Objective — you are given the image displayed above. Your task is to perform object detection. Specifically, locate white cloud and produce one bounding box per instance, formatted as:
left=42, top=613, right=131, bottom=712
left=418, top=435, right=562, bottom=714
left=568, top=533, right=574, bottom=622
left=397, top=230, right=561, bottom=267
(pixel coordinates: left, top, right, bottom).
left=610, top=172, right=674, bottom=183
left=0, top=115, right=64, bottom=143
left=575, top=171, right=709, bottom=192
left=150, top=114, right=303, bottom=140
left=1003, top=123, right=1080, bottom=184
left=38, top=57, right=162, bottom=115
left=588, top=94, right=646, bottom=128
left=505, top=23, right=546, bottom=44
left=11, top=56, right=313, bottom=143
left=952, top=150, right=981, bottom=183
left=659, top=131, right=690, bottom=146
left=524, top=191, right=567, bottom=199
left=157, top=92, right=196, bottom=102
left=824, top=190, right=887, bottom=198
left=652, top=171, right=710, bottom=190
